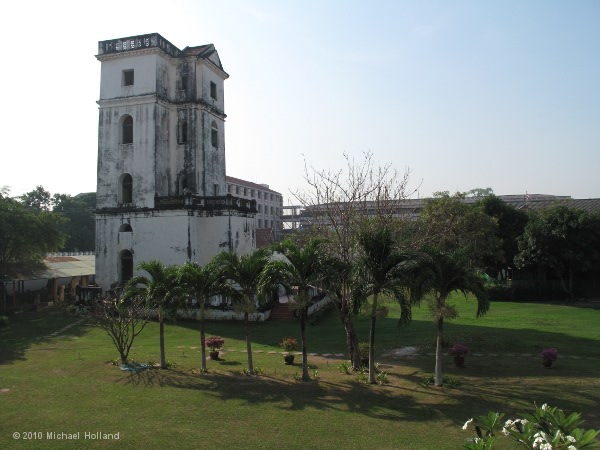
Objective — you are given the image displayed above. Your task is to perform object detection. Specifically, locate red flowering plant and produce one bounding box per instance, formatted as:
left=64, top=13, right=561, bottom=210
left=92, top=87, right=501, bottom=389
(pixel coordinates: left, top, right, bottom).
left=205, top=336, right=225, bottom=352
left=448, top=343, right=470, bottom=357
left=279, top=337, right=298, bottom=353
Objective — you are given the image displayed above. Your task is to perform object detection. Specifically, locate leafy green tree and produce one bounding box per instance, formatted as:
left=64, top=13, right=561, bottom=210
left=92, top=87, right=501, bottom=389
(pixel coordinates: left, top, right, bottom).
left=0, top=191, right=65, bottom=309
left=355, top=222, right=419, bottom=383
left=267, top=238, right=326, bottom=381
left=178, top=260, right=231, bottom=371
left=213, top=249, right=277, bottom=373
left=419, top=247, right=489, bottom=387
left=477, top=195, right=528, bottom=278
left=52, top=193, right=95, bottom=252
left=20, top=186, right=52, bottom=211
left=419, top=192, right=502, bottom=271
left=515, top=206, right=600, bottom=300
left=125, top=261, right=181, bottom=369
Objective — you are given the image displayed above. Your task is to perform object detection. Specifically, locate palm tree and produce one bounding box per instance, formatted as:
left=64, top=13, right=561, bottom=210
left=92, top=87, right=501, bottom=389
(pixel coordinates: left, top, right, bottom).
left=178, top=260, right=230, bottom=371
left=267, top=238, right=325, bottom=381
left=125, top=260, right=181, bottom=369
left=213, top=249, right=275, bottom=373
left=421, top=247, right=489, bottom=386
left=356, top=223, right=418, bottom=384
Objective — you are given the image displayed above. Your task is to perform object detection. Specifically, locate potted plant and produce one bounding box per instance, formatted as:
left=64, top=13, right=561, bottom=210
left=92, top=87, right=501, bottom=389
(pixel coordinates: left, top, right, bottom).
left=540, top=347, right=558, bottom=368
left=448, top=343, right=470, bottom=368
left=280, top=337, right=297, bottom=365
left=205, top=336, right=224, bottom=360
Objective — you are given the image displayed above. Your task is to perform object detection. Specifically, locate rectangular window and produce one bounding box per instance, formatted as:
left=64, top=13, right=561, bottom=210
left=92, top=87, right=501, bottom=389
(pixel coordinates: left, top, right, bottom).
left=227, top=185, right=232, bottom=194
left=258, top=205, right=262, bottom=213
left=123, top=69, right=134, bottom=86
left=211, top=128, right=218, bottom=148
left=210, top=81, right=217, bottom=100
left=180, top=73, right=188, bottom=91
left=235, top=186, right=239, bottom=194
left=258, top=219, right=262, bottom=228
left=250, top=189, right=254, bottom=197
left=213, top=184, right=218, bottom=196
left=179, top=121, right=188, bottom=144
left=257, top=191, right=261, bottom=199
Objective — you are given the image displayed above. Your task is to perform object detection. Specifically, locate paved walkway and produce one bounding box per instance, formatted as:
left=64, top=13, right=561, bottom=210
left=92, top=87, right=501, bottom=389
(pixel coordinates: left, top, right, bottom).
left=44, top=318, right=87, bottom=339
left=174, top=347, right=597, bottom=361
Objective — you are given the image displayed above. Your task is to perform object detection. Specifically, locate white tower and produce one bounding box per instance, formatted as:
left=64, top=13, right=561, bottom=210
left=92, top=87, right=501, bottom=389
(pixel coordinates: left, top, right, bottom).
left=95, top=33, right=255, bottom=289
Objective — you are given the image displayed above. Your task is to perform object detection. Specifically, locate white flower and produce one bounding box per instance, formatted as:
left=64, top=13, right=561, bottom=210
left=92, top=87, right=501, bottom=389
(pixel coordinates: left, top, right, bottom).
left=567, top=445, right=577, bottom=450
left=567, top=436, right=576, bottom=443
left=541, top=403, right=548, bottom=411
left=505, top=419, right=514, bottom=427
left=502, top=427, right=509, bottom=436
left=521, top=419, right=529, bottom=425
left=540, top=443, right=553, bottom=450
left=463, top=418, right=474, bottom=430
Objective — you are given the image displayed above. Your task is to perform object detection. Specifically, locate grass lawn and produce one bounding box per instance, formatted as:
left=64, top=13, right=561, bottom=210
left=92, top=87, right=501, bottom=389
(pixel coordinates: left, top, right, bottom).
left=1, top=296, right=599, bottom=449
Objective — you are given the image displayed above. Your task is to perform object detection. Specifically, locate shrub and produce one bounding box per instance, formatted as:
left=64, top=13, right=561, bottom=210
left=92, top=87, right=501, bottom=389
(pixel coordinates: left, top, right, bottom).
left=205, top=336, right=225, bottom=352
left=540, top=348, right=558, bottom=362
left=0, top=315, right=8, bottom=327
left=279, top=337, right=297, bottom=352
left=462, top=404, right=600, bottom=449
left=448, top=343, right=470, bottom=357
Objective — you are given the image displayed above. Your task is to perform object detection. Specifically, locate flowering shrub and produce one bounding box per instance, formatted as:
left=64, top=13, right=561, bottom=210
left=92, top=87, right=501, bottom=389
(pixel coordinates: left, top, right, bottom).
left=279, top=337, right=297, bottom=352
left=462, top=404, right=599, bottom=449
left=541, top=348, right=558, bottom=362
left=449, top=344, right=470, bottom=357
left=205, top=336, right=224, bottom=352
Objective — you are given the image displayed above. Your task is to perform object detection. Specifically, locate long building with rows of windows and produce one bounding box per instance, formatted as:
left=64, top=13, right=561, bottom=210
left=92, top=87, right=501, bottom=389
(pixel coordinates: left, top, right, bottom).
left=94, top=33, right=255, bottom=290
left=226, top=176, right=284, bottom=244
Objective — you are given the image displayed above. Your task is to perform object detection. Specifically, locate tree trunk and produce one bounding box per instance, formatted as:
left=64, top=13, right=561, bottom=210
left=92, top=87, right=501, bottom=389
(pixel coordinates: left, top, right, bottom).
left=434, top=316, right=444, bottom=387
left=244, top=311, right=254, bottom=373
left=368, top=292, right=378, bottom=384
left=301, top=308, right=309, bottom=381
left=199, top=304, right=206, bottom=371
left=568, top=266, right=575, bottom=302
left=159, top=310, right=166, bottom=369
left=333, top=293, right=361, bottom=369
left=343, top=315, right=361, bottom=370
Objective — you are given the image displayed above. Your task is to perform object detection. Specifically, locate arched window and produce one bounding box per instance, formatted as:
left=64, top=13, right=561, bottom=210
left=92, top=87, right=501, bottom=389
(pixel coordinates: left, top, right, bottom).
left=211, top=121, right=218, bottom=148
left=119, top=173, right=133, bottom=204
left=121, top=115, right=133, bottom=144
left=120, top=250, right=133, bottom=283
left=119, top=223, right=133, bottom=232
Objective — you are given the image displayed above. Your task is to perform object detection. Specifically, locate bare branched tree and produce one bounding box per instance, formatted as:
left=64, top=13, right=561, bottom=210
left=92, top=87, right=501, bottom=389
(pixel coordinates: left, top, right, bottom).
left=293, top=151, right=417, bottom=369
left=95, top=291, right=151, bottom=365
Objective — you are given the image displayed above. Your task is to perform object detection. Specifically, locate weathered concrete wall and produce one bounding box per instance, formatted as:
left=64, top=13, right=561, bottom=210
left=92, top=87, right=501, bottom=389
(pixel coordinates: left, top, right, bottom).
left=95, top=210, right=255, bottom=289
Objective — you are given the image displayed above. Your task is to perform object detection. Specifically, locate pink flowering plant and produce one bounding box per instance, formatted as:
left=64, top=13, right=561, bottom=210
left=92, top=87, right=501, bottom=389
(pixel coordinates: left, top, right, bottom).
left=540, top=348, right=558, bottom=363
left=205, top=336, right=224, bottom=352
left=448, top=343, right=470, bottom=357
left=279, top=337, right=297, bottom=353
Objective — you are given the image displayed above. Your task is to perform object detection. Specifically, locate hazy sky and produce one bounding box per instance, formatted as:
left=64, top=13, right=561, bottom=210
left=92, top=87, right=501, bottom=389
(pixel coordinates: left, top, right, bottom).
left=1, top=0, right=598, bottom=203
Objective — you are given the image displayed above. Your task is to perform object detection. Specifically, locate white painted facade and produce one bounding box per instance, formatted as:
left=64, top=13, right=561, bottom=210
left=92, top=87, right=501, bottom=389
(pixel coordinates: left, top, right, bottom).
left=95, top=34, right=255, bottom=290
